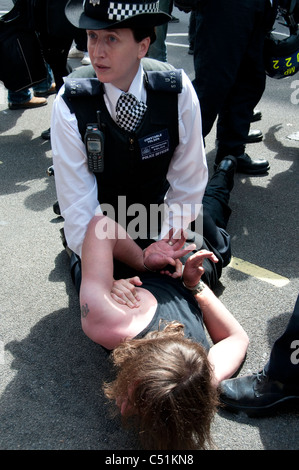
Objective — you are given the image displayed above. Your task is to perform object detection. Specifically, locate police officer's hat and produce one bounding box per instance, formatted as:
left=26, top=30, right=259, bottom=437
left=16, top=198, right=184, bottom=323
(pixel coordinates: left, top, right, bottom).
left=65, top=0, right=171, bottom=30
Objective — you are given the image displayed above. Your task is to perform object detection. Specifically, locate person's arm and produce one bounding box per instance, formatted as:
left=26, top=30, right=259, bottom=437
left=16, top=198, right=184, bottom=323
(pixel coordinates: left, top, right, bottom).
left=79, top=216, right=148, bottom=348
left=196, top=286, right=249, bottom=387
left=160, top=71, right=208, bottom=238
left=79, top=216, right=196, bottom=346
left=51, top=89, right=99, bottom=257
left=182, top=251, right=249, bottom=387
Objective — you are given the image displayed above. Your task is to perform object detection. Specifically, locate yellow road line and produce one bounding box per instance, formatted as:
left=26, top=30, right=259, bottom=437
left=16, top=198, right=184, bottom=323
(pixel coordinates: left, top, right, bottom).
left=228, top=257, right=289, bottom=287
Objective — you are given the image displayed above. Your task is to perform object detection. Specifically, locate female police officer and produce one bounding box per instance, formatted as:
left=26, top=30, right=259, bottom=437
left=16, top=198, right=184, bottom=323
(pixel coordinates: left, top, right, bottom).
left=51, top=0, right=208, bottom=279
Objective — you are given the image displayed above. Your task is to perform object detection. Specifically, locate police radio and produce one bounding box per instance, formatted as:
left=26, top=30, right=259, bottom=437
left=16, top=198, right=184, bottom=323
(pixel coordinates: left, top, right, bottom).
left=84, top=111, right=105, bottom=173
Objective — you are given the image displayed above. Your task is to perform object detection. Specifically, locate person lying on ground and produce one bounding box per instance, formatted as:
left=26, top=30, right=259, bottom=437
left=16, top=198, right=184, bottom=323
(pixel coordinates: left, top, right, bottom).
left=79, top=215, right=249, bottom=450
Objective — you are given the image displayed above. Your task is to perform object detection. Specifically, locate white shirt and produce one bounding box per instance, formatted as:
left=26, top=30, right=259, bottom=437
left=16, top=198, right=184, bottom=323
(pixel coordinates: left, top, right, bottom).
left=51, top=64, right=208, bottom=257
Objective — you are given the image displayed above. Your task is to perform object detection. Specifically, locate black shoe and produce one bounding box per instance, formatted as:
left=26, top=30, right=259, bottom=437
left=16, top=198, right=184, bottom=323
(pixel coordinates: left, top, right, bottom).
left=220, top=370, right=299, bottom=416
left=47, top=165, right=54, bottom=176
left=53, top=200, right=61, bottom=216
left=41, top=128, right=51, bottom=140
left=60, top=227, right=71, bottom=256
left=215, top=155, right=237, bottom=173
left=170, top=15, right=179, bottom=22
left=214, top=153, right=269, bottom=175
left=70, top=251, right=82, bottom=294
left=251, top=109, right=262, bottom=122
left=246, top=129, right=263, bottom=143
left=236, top=153, right=269, bottom=175
left=213, top=155, right=237, bottom=192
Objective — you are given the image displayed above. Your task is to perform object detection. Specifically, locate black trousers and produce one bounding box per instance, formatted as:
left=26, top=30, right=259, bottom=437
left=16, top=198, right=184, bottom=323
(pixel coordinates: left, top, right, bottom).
left=265, top=294, right=299, bottom=384
left=189, top=163, right=233, bottom=288
left=192, top=0, right=270, bottom=158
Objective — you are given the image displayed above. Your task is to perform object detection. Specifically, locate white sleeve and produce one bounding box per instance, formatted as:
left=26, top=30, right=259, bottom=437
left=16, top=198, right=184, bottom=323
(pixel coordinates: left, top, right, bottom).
left=160, top=70, right=208, bottom=238
left=51, top=88, right=99, bottom=258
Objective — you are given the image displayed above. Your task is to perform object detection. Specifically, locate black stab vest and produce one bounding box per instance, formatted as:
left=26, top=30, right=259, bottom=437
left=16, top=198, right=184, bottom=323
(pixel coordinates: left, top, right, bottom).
left=62, top=71, right=182, bottom=238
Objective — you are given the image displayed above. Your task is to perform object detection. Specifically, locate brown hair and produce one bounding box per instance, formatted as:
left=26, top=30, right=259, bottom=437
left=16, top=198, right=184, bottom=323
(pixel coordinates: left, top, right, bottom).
left=132, top=27, right=156, bottom=45
left=103, top=321, right=219, bottom=450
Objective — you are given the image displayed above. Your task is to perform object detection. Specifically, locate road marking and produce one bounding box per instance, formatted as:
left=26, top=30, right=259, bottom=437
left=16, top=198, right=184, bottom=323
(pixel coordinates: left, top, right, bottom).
left=167, top=33, right=188, bottom=37
left=228, top=257, right=289, bottom=287
left=166, top=42, right=189, bottom=48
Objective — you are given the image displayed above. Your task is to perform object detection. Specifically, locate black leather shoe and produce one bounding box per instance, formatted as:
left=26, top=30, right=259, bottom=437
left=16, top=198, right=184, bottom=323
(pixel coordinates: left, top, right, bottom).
left=220, top=371, right=299, bottom=416
left=213, top=156, right=237, bottom=192
left=214, top=153, right=269, bottom=175
left=47, top=165, right=54, bottom=176
left=215, top=155, right=237, bottom=173
left=246, top=129, right=263, bottom=143
left=236, top=153, right=269, bottom=175
left=251, top=109, right=262, bottom=122
left=41, top=128, right=51, bottom=140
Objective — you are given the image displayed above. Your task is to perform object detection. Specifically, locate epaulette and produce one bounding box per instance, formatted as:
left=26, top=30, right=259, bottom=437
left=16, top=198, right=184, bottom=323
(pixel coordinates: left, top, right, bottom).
left=144, top=69, right=182, bottom=93
left=63, top=71, right=182, bottom=97
left=63, top=78, right=102, bottom=97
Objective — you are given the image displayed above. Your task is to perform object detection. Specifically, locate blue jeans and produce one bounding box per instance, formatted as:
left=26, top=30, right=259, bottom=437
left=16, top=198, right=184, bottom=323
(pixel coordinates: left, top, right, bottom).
left=147, top=0, right=172, bottom=62
left=8, top=64, right=53, bottom=104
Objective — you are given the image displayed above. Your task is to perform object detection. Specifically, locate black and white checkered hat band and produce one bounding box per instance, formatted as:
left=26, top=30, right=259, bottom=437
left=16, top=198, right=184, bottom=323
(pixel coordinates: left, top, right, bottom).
left=108, top=1, right=159, bottom=21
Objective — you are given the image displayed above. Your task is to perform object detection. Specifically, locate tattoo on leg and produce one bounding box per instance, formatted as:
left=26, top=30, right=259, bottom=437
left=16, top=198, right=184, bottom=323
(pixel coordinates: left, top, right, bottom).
left=81, top=303, right=90, bottom=318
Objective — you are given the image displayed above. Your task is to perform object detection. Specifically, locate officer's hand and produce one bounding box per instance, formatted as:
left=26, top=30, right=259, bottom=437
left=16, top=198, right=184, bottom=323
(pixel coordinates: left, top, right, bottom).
left=143, top=229, right=196, bottom=274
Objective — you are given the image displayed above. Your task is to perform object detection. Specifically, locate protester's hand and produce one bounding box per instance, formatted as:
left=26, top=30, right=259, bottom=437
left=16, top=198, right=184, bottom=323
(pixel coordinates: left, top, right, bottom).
left=183, top=250, right=218, bottom=288
left=143, top=229, right=196, bottom=276
left=111, top=276, right=143, bottom=308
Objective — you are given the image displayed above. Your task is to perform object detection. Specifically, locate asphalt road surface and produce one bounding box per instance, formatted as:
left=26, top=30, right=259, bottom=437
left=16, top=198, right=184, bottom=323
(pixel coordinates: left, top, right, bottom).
left=0, top=3, right=298, bottom=453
